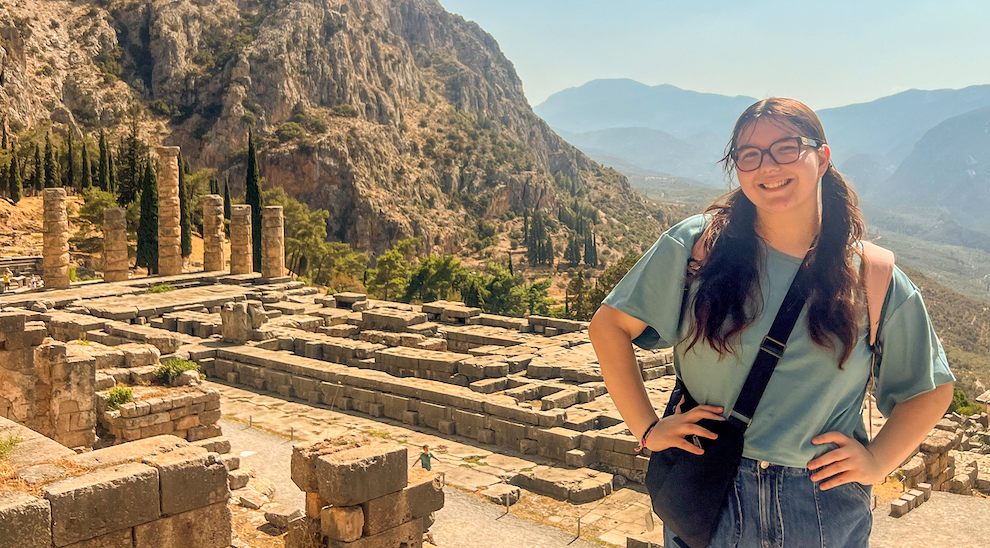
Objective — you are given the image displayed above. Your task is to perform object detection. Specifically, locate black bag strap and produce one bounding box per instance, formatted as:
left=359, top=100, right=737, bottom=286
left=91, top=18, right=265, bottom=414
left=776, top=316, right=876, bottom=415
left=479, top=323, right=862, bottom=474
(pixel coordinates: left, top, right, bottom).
left=725, top=265, right=810, bottom=432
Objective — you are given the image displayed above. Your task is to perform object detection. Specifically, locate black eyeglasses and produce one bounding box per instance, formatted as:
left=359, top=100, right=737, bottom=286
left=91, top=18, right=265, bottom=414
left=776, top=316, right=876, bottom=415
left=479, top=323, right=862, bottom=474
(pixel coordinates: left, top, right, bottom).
left=730, top=137, right=823, bottom=172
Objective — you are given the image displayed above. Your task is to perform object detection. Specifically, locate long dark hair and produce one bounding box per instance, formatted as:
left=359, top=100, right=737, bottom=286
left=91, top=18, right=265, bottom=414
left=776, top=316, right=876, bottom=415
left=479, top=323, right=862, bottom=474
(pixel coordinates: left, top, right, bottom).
left=686, top=98, right=866, bottom=367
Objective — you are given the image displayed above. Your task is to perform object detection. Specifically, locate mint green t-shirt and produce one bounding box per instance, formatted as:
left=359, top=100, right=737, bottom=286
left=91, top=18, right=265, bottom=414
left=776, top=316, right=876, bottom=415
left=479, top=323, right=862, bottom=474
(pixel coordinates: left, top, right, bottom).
left=602, top=214, right=954, bottom=468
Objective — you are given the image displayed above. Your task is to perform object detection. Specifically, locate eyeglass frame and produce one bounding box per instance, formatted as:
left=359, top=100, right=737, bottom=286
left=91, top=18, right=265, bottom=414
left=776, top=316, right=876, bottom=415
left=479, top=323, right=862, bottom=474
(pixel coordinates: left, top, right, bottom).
left=728, top=136, right=825, bottom=172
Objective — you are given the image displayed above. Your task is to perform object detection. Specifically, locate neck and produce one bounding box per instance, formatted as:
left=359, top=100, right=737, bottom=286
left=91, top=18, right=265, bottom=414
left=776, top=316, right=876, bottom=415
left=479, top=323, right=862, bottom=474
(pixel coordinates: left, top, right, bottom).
left=756, top=208, right=821, bottom=258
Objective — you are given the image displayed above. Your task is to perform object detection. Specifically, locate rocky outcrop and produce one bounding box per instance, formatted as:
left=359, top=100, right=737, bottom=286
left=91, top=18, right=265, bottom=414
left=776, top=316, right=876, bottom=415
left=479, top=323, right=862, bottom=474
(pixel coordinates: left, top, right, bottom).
left=2, top=0, right=663, bottom=257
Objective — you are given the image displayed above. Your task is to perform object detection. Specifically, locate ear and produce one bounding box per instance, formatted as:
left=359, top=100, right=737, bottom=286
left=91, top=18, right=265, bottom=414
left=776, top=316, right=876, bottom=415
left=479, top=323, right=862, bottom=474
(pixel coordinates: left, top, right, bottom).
left=817, top=144, right=831, bottom=178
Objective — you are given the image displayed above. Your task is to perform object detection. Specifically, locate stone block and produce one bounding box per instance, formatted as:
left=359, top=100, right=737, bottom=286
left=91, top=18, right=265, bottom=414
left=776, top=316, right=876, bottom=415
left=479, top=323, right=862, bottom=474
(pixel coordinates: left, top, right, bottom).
left=321, top=505, right=364, bottom=542
left=327, top=517, right=423, bottom=548
left=143, top=446, right=230, bottom=516
left=63, top=529, right=135, bottom=547
left=305, top=492, right=327, bottom=518
left=265, top=504, right=304, bottom=530
left=361, top=468, right=444, bottom=536
left=0, top=492, right=51, bottom=548
left=238, top=490, right=268, bottom=510
left=44, top=463, right=161, bottom=546
left=536, top=427, right=583, bottom=461
left=133, top=501, right=231, bottom=548
left=520, top=438, right=539, bottom=455
left=315, top=444, right=408, bottom=506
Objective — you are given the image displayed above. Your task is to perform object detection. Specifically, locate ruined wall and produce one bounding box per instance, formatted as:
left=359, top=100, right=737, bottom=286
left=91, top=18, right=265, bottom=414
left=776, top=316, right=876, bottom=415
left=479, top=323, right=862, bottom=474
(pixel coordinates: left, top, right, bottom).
left=0, top=312, right=96, bottom=449
left=0, top=424, right=232, bottom=548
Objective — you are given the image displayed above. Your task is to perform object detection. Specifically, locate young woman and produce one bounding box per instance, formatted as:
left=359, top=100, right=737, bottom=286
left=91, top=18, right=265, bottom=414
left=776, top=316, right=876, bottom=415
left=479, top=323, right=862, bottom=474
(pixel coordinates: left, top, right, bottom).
left=588, top=98, right=954, bottom=548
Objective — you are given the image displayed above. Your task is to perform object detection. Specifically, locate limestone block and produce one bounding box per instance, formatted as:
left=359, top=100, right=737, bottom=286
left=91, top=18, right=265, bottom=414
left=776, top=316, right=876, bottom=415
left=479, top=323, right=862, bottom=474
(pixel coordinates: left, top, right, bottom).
left=305, top=492, right=327, bottom=518
left=0, top=492, right=52, bottom=548
left=62, top=529, right=135, bottom=547
left=326, top=517, right=424, bottom=548
left=238, top=489, right=268, bottom=509
left=44, top=462, right=161, bottom=546
left=296, top=439, right=408, bottom=506
left=361, top=468, right=444, bottom=536
left=228, top=469, right=252, bottom=490
left=265, top=504, right=303, bottom=529
left=143, top=446, right=230, bottom=515
left=320, top=505, right=364, bottom=542
left=133, top=501, right=231, bottom=548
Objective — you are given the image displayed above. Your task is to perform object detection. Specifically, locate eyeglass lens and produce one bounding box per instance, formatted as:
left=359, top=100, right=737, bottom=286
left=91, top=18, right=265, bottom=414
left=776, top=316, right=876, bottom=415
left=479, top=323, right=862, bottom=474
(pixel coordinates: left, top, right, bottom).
left=734, top=138, right=803, bottom=172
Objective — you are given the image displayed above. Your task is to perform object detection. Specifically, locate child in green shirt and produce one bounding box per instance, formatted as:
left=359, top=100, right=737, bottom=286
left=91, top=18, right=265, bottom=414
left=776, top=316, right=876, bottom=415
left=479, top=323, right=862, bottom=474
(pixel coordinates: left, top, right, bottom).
left=414, top=445, right=442, bottom=471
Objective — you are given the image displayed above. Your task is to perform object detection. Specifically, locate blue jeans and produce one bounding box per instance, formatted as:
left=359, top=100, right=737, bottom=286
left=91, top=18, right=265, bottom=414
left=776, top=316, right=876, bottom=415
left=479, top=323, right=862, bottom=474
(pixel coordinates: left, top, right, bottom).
left=663, top=458, right=872, bottom=548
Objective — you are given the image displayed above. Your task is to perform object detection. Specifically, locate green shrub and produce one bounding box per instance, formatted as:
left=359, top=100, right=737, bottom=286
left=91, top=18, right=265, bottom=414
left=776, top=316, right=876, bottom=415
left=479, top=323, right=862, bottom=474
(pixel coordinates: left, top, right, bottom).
left=0, top=432, right=21, bottom=460
left=330, top=104, right=358, bottom=118
left=106, top=385, right=133, bottom=411
left=275, top=122, right=305, bottom=142
left=147, top=283, right=175, bottom=293
left=148, top=99, right=180, bottom=117
left=154, top=358, right=202, bottom=385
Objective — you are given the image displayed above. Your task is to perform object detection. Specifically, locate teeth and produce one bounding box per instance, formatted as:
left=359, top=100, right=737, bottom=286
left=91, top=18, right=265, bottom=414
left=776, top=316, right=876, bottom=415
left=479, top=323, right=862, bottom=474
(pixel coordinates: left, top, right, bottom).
left=762, top=180, right=790, bottom=189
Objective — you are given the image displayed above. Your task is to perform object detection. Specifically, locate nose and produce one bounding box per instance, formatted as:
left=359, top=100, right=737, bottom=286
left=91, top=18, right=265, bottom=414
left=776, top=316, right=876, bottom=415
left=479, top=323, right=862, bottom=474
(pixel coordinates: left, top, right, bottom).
left=759, top=150, right=780, bottom=170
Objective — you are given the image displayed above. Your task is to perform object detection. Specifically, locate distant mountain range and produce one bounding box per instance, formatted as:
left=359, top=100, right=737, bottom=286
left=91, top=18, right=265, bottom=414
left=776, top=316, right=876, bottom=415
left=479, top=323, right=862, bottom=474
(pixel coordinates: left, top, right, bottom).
left=535, top=80, right=990, bottom=191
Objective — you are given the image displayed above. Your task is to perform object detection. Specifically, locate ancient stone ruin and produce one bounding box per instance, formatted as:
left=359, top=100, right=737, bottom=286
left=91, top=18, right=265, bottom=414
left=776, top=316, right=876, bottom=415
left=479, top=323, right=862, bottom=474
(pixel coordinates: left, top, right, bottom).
left=203, top=194, right=226, bottom=273
left=42, top=188, right=70, bottom=290
left=102, top=207, right=129, bottom=283
left=156, top=146, right=183, bottom=277
left=230, top=204, right=253, bottom=276
left=288, top=434, right=445, bottom=547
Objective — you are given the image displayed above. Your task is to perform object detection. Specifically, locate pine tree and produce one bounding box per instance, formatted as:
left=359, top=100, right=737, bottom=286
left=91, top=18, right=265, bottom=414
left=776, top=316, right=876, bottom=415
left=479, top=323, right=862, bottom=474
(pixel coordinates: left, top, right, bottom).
left=179, top=152, right=192, bottom=258
left=223, top=177, right=232, bottom=220
left=98, top=130, right=109, bottom=191
left=136, top=162, right=159, bottom=274
left=32, top=143, right=42, bottom=193
left=44, top=133, right=57, bottom=188
left=81, top=140, right=92, bottom=189
left=245, top=129, right=263, bottom=272
left=8, top=142, right=21, bottom=203
left=66, top=135, right=75, bottom=191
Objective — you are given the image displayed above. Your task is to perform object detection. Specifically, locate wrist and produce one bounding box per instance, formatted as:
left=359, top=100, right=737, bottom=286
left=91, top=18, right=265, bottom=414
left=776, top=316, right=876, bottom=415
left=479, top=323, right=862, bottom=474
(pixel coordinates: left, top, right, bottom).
left=635, top=418, right=660, bottom=452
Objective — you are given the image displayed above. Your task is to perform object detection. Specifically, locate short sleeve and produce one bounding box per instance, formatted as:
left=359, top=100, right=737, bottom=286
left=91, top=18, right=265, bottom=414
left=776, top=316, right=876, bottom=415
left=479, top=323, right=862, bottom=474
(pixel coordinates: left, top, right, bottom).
left=874, top=268, right=955, bottom=417
left=601, top=215, right=706, bottom=350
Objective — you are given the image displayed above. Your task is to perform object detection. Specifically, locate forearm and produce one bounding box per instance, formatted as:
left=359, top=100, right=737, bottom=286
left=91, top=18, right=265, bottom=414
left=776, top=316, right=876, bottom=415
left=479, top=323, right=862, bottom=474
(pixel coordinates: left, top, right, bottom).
left=589, top=320, right=658, bottom=439
left=867, top=382, right=954, bottom=475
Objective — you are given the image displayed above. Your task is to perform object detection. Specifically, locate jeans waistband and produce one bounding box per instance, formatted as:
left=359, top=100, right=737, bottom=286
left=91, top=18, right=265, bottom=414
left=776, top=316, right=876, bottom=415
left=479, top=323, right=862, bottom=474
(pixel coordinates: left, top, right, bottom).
left=736, top=457, right=812, bottom=476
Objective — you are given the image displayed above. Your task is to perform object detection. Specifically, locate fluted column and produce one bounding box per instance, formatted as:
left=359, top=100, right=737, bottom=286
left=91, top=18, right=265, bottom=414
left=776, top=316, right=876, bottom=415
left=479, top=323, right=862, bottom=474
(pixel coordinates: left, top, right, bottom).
left=103, top=207, right=129, bottom=282
left=42, top=188, right=70, bottom=289
left=203, top=194, right=226, bottom=272
left=230, top=204, right=253, bottom=275
left=156, top=146, right=182, bottom=276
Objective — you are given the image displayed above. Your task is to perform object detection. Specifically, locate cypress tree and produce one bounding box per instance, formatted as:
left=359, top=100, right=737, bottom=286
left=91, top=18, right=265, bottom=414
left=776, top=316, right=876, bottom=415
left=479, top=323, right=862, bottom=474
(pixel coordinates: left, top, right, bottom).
left=32, top=143, right=42, bottom=193
left=66, top=135, right=74, bottom=191
left=245, top=129, right=263, bottom=272
left=545, top=236, right=554, bottom=267
left=119, top=119, right=142, bottom=204
left=223, top=177, right=232, bottom=220
left=1, top=155, right=7, bottom=198
left=108, top=149, right=117, bottom=195
left=584, top=230, right=598, bottom=268
left=81, top=140, right=92, bottom=189
left=136, top=162, right=159, bottom=274
left=179, top=151, right=192, bottom=258
left=44, top=133, right=56, bottom=188
left=98, top=130, right=109, bottom=191
left=9, top=142, right=21, bottom=203
left=1, top=119, right=7, bottom=150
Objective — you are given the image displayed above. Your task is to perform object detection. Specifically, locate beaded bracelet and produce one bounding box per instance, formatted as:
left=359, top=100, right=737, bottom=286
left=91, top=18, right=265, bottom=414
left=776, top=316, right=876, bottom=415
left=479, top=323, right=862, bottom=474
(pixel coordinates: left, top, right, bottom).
left=635, top=418, right=660, bottom=453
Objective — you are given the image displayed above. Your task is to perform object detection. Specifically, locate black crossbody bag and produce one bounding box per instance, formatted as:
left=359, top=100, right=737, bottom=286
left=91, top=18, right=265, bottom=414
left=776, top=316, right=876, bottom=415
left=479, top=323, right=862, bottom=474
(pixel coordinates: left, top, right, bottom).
left=644, top=265, right=810, bottom=548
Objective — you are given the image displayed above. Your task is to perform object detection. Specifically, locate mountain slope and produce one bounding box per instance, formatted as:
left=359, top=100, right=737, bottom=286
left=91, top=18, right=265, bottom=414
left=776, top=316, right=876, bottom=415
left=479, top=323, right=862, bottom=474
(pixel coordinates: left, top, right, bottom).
left=0, top=0, right=666, bottom=258
left=868, top=106, right=990, bottom=234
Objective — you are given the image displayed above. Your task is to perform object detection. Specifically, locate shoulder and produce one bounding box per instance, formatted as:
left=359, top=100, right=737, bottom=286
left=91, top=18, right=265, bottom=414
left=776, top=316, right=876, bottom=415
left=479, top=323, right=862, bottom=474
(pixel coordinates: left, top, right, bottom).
left=883, top=265, right=925, bottom=318
left=657, top=214, right=709, bottom=249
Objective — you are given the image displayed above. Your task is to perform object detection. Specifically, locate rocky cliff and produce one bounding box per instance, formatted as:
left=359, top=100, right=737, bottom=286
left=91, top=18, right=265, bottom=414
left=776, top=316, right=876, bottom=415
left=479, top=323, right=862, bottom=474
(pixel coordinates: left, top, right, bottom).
left=0, top=0, right=664, bottom=256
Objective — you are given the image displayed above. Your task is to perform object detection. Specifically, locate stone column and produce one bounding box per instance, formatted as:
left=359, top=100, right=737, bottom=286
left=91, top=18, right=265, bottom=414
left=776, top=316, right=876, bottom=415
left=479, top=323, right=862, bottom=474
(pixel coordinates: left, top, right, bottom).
left=102, top=208, right=128, bottom=282
left=156, top=146, right=182, bottom=276
left=229, top=205, right=253, bottom=275
left=261, top=206, right=285, bottom=279
left=42, top=188, right=70, bottom=289
left=203, top=195, right=226, bottom=272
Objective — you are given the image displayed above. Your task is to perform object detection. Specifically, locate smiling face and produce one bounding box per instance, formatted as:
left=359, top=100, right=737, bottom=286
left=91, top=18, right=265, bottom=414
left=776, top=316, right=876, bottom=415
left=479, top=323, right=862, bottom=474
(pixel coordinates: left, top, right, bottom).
left=734, top=117, right=830, bottom=222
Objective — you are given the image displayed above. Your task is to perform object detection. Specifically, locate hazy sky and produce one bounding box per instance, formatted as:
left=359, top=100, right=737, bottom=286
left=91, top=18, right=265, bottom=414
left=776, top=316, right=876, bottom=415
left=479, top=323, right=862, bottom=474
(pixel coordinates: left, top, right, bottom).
left=438, top=0, right=990, bottom=110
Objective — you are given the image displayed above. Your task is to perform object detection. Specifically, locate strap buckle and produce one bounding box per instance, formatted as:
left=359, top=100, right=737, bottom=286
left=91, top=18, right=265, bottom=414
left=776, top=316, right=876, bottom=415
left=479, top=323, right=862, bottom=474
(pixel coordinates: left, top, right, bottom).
left=728, top=410, right=753, bottom=429
left=759, top=336, right=786, bottom=359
